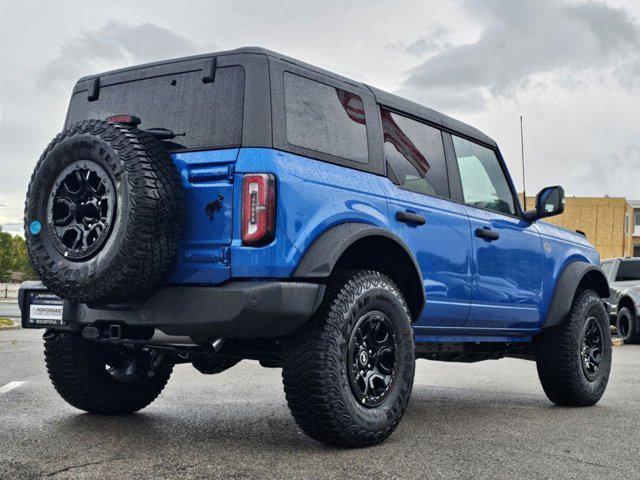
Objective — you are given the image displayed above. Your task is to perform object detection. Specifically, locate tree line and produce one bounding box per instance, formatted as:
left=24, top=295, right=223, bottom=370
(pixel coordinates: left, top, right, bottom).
left=0, top=227, right=36, bottom=282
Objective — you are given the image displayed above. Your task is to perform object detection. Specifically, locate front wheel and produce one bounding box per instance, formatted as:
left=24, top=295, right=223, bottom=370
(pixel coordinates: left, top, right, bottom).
left=44, top=331, right=173, bottom=414
left=616, top=307, right=640, bottom=344
left=282, top=270, right=415, bottom=447
left=535, top=289, right=612, bottom=406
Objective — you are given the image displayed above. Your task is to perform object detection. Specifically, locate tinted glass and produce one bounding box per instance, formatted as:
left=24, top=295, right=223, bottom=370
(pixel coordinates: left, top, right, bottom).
left=453, top=136, right=515, bottom=215
left=284, top=73, right=368, bottom=163
left=67, top=66, right=245, bottom=150
left=616, top=260, right=640, bottom=281
left=381, top=109, right=449, bottom=197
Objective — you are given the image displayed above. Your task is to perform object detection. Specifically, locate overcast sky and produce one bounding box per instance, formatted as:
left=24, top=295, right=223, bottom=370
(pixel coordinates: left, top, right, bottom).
left=1, top=0, right=639, bottom=233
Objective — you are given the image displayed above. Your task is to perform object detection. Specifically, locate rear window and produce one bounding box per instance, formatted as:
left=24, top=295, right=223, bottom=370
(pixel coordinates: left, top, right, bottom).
left=66, top=66, right=245, bottom=150
left=283, top=72, right=368, bottom=163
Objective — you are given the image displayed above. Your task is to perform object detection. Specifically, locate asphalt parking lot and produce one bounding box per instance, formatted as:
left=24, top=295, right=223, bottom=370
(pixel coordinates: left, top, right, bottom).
left=1, top=319, right=639, bottom=479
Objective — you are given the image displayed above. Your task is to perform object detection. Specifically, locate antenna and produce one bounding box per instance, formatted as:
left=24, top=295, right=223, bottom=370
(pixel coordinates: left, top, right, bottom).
left=520, top=115, right=527, bottom=210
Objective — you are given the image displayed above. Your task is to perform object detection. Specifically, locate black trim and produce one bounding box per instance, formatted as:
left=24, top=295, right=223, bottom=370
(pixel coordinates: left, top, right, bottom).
left=201, top=57, right=216, bottom=83
left=87, top=78, right=100, bottom=102
left=396, top=211, right=426, bottom=226
left=19, top=281, right=325, bottom=342
left=292, top=222, right=426, bottom=314
left=442, top=131, right=464, bottom=203
left=542, top=262, right=609, bottom=328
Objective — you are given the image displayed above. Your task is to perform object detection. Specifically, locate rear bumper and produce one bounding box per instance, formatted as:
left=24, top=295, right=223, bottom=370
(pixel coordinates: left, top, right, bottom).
left=19, top=280, right=325, bottom=342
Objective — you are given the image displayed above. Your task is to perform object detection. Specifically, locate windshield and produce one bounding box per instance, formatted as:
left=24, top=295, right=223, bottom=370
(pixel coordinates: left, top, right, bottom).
left=615, top=260, right=640, bottom=281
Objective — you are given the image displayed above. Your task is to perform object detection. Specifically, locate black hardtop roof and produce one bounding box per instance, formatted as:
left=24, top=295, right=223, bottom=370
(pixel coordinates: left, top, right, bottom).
left=77, top=46, right=497, bottom=148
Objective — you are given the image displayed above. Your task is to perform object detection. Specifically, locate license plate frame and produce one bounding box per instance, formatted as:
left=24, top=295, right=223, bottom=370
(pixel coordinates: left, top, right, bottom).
left=26, top=292, right=65, bottom=326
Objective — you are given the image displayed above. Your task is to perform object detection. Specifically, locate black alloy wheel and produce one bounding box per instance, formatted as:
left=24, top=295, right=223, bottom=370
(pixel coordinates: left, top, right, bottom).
left=580, top=316, right=603, bottom=381
left=347, top=311, right=398, bottom=407
left=47, top=160, right=115, bottom=260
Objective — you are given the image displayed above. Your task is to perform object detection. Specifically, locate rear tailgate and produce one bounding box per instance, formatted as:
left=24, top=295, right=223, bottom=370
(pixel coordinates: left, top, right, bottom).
left=65, top=57, right=247, bottom=285
left=164, top=149, right=238, bottom=284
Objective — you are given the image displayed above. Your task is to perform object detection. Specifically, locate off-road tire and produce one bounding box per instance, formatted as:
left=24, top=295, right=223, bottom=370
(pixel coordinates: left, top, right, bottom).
left=535, top=289, right=611, bottom=406
left=44, top=330, right=172, bottom=414
left=616, top=306, right=640, bottom=344
left=282, top=270, right=415, bottom=447
left=24, top=119, right=183, bottom=305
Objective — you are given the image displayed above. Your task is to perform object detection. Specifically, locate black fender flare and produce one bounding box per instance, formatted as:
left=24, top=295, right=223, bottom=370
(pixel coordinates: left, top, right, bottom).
left=293, top=222, right=426, bottom=314
left=542, top=261, right=609, bottom=328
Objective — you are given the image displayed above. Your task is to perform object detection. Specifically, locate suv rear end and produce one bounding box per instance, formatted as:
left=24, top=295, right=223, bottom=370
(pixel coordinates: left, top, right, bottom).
left=21, top=49, right=328, bottom=342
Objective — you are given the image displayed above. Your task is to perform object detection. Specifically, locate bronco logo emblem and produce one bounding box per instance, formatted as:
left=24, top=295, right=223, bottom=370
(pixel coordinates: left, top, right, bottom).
left=205, top=194, right=224, bottom=220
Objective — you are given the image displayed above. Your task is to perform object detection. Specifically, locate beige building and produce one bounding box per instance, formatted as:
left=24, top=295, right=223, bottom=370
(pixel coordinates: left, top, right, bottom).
left=520, top=195, right=640, bottom=260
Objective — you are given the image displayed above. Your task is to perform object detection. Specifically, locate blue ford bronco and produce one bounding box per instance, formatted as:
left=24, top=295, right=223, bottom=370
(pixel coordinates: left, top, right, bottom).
left=20, top=47, right=612, bottom=447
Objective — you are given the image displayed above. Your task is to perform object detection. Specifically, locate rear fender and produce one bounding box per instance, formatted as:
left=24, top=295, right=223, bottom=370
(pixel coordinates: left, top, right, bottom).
left=293, top=222, right=426, bottom=318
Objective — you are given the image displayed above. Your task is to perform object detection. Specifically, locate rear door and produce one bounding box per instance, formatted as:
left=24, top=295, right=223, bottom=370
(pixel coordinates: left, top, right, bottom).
left=450, top=135, right=543, bottom=330
left=380, top=108, right=472, bottom=328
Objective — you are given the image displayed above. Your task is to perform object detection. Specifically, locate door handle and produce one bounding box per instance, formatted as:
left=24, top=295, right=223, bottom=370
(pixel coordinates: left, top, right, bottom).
left=396, top=211, right=426, bottom=226
left=475, top=227, right=500, bottom=241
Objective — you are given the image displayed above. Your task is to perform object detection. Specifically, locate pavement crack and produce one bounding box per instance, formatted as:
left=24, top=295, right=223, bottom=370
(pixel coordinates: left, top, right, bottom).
left=42, top=456, right=119, bottom=478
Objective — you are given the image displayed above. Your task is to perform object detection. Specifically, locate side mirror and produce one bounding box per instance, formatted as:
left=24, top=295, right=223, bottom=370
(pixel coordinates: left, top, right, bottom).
left=523, top=186, right=564, bottom=221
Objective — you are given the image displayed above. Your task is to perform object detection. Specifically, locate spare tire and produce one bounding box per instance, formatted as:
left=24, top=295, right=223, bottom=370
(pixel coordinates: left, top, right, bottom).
left=24, top=119, right=183, bottom=305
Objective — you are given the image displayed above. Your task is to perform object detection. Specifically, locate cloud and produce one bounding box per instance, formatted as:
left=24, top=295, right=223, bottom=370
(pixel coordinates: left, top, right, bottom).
left=398, top=0, right=640, bottom=112
left=387, top=27, right=453, bottom=56
left=568, top=143, right=640, bottom=197
left=38, top=20, right=212, bottom=91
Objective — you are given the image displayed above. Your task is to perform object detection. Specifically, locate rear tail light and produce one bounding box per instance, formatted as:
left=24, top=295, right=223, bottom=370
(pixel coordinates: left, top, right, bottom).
left=242, top=174, right=276, bottom=246
left=106, top=114, right=141, bottom=126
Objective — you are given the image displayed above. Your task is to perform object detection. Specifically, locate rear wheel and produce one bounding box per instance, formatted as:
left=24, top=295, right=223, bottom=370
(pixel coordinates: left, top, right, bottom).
left=535, top=289, right=611, bottom=406
left=616, top=307, right=640, bottom=344
left=44, top=330, right=172, bottom=414
left=282, top=270, right=415, bottom=447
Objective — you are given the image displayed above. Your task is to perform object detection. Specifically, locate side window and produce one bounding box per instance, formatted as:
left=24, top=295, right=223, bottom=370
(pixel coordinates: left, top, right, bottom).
left=380, top=108, right=449, bottom=198
left=452, top=135, right=516, bottom=216
left=615, top=260, right=640, bottom=281
left=283, top=72, right=368, bottom=163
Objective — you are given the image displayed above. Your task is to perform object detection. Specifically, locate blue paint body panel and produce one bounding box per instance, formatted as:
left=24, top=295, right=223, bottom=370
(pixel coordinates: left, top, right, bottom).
left=163, top=147, right=600, bottom=345
left=382, top=182, right=472, bottom=328
left=165, top=149, right=239, bottom=284
left=465, top=208, right=543, bottom=330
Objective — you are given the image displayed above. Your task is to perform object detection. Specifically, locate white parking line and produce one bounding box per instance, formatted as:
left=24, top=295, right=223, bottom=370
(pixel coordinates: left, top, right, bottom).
left=0, top=381, right=26, bottom=394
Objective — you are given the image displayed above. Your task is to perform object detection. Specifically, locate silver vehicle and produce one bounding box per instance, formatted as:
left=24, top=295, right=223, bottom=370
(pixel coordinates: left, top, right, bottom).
left=602, top=257, right=640, bottom=343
